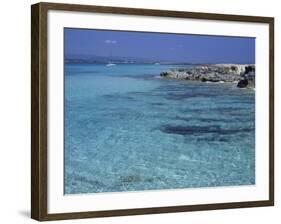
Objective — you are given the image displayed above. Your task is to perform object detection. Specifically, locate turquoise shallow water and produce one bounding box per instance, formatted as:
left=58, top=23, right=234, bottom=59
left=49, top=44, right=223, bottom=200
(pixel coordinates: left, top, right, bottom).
left=64, top=63, right=255, bottom=194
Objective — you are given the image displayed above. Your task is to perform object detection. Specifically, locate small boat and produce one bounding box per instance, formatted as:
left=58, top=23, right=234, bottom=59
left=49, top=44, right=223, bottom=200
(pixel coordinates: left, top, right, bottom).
left=106, top=63, right=116, bottom=67
left=154, top=62, right=160, bottom=65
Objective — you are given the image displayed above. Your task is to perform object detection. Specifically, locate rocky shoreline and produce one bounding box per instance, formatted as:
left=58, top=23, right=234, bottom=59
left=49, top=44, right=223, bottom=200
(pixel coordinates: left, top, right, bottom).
left=160, top=64, right=255, bottom=88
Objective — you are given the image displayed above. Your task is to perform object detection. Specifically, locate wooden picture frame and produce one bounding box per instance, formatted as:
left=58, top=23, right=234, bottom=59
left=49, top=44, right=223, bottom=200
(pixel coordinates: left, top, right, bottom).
left=31, top=2, right=274, bottom=221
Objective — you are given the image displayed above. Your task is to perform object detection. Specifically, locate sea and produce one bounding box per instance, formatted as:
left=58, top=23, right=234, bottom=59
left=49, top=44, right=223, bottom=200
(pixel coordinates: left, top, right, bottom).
left=64, top=63, right=255, bottom=194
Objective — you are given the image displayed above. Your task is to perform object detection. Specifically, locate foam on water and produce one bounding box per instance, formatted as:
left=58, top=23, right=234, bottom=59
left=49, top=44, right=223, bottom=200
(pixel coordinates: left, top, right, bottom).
left=64, top=64, right=255, bottom=194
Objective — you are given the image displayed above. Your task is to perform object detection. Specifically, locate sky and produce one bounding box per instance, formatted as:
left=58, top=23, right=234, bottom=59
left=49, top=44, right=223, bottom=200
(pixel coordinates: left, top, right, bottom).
left=64, top=28, right=255, bottom=64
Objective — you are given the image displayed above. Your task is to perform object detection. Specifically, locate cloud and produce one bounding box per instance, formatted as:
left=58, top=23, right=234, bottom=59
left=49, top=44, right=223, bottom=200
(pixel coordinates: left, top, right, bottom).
left=104, top=39, right=117, bottom=44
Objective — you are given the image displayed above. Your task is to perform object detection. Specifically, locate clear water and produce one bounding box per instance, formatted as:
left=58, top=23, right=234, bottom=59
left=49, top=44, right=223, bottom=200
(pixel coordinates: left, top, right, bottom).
left=64, top=63, right=255, bottom=194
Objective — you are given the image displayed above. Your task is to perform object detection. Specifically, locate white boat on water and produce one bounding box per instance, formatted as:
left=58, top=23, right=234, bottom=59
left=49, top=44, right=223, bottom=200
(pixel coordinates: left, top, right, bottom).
left=106, top=63, right=116, bottom=67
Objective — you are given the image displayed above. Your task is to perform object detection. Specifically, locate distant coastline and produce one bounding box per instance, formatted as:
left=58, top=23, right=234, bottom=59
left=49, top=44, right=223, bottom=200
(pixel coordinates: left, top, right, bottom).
left=64, top=58, right=194, bottom=65
left=65, top=55, right=253, bottom=66
left=65, top=60, right=194, bottom=65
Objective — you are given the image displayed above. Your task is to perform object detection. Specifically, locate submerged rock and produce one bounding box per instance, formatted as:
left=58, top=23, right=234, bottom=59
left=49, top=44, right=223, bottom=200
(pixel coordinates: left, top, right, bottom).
left=237, top=79, right=248, bottom=88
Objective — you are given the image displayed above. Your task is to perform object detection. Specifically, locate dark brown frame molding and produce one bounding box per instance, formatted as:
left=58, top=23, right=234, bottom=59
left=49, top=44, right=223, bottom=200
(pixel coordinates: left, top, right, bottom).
left=31, top=2, right=274, bottom=221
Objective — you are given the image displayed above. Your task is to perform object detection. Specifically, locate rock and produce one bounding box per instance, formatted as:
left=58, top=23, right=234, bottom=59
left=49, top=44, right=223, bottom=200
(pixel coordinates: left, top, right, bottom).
left=160, top=64, right=255, bottom=88
left=160, top=71, right=169, bottom=77
left=245, top=65, right=255, bottom=74
left=201, top=77, right=207, bottom=82
left=237, top=79, right=248, bottom=88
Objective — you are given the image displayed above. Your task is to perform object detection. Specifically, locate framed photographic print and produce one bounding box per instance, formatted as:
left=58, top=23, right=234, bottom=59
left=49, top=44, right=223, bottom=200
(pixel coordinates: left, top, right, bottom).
left=31, top=2, right=274, bottom=221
